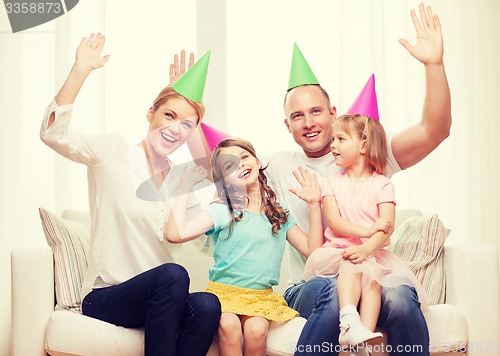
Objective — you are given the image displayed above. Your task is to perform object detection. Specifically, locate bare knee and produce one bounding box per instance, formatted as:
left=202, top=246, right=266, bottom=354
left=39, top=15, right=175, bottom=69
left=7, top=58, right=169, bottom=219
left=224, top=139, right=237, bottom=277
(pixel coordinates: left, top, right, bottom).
left=243, top=317, right=269, bottom=355
left=244, top=319, right=268, bottom=341
left=218, top=312, right=242, bottom=342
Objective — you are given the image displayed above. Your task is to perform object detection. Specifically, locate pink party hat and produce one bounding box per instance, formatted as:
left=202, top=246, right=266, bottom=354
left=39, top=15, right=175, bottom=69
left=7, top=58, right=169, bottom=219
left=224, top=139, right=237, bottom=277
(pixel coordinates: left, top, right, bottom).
left=200, top=122, right=232, bottom=152
left=347, top=74, right=379, bottom=121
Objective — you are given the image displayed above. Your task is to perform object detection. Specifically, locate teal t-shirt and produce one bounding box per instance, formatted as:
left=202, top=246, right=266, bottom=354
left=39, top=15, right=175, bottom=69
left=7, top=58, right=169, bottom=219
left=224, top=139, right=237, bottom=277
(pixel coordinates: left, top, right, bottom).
left=205, top=203, right=297, bottom=290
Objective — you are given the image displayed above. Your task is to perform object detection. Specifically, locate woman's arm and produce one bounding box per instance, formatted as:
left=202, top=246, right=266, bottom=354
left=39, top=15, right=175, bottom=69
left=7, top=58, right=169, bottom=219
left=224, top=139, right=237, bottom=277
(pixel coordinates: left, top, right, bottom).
left=323, top=195, right=390, bottom=238
left=165, top=166, right=214, bottom=243
left=40, top=33, right=114, bottom=166
left=48, top=33, right=110, bottom=127
left=287, top=167, right=323, bottom=258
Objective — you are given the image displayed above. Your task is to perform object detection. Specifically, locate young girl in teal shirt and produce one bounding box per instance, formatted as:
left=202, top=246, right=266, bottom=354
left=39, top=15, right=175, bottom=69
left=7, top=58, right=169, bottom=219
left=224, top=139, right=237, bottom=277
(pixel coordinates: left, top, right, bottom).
left=166, top=137, right=323, bottom=356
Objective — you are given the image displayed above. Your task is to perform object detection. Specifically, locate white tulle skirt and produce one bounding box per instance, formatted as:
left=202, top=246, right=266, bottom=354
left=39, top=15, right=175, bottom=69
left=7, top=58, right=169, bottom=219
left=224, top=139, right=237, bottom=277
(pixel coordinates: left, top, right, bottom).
left=303, top=247, right=430, bottom=309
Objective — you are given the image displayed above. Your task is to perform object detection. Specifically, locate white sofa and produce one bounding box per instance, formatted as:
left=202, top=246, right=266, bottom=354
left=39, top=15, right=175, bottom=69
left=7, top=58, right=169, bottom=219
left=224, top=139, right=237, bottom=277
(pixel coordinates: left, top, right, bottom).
left=10, top=209, right=500, bottom=356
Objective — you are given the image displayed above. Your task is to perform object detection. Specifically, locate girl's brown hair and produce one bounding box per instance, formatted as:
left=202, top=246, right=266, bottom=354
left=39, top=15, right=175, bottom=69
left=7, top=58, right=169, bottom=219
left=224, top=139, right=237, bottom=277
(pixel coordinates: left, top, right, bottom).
left=210, top=138, right=288, bottom=237
left=334, top=114, right=388, bottom=174
left=151, top=86, right=205, bottom=123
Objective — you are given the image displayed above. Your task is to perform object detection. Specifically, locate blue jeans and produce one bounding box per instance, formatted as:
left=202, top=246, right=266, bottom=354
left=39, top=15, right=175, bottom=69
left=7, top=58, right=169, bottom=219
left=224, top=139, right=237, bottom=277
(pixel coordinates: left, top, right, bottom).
left=284, top=277, right=429, bottom=356
left=82, top=263, right=221, bottom=356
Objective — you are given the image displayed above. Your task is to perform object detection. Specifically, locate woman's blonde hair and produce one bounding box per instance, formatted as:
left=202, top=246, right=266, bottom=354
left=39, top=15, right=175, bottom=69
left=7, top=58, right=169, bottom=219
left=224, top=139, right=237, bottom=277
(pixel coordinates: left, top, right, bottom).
left=334, top=114, right=388, bottom=174
left=151, top=86, right=205, bottom=123
left=210, top=138, right=288, bottom=237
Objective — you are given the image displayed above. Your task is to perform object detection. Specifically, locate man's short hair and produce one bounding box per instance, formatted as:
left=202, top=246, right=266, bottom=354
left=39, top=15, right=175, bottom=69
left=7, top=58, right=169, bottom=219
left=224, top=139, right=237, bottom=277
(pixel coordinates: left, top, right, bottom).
left=283, top=84, right=331, bottom=113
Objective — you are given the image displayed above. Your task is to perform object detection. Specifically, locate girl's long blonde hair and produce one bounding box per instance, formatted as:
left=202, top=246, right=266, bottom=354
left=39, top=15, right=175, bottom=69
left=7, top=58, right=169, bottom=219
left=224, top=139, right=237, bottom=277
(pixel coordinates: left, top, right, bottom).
left=210, top=138, right=288, bottom=237
left=334, top=114, right=388, bottom=174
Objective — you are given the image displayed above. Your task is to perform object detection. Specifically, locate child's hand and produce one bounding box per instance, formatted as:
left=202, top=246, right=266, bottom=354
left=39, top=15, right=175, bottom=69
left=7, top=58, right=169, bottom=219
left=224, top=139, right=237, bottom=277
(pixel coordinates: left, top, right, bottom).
left=289, top=167, right=321, bottom=207
left=342, top=245, right=369, bottom=264
left=367, top=218, right=392, bottom=237
left=75, top=33, right=110, bottom=74
left=179, top=165, right=207, bottom=192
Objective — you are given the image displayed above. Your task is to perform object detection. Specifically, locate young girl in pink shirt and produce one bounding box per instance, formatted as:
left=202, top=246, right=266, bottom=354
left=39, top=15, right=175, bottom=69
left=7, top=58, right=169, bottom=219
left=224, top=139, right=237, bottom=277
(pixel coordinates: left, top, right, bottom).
left=303, top=114, right=429, bottom=349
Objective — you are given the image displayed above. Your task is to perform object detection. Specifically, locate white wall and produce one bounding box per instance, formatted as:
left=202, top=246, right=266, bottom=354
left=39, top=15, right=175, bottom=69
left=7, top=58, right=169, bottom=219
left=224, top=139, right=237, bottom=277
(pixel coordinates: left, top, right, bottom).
left=2, top=1, right=500, bottom=354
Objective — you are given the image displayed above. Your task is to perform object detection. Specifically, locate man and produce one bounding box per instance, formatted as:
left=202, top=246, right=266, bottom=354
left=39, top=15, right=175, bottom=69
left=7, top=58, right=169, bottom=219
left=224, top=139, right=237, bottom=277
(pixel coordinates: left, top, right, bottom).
left=264, top=3, right=450, bottom=356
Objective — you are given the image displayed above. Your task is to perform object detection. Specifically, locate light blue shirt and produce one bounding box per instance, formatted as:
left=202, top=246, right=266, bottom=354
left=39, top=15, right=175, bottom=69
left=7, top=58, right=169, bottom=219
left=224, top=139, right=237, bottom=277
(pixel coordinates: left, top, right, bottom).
left=205, top=203, right=296, bottom=290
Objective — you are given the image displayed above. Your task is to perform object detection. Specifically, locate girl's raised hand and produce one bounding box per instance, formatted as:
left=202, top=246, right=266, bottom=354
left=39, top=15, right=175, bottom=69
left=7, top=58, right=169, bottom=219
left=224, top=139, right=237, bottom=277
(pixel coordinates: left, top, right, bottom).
left=289, top=167, right=321, bottom=207
left=179, top=165, right=208, bottom=193
left=75, top=33, right=110, bottom=74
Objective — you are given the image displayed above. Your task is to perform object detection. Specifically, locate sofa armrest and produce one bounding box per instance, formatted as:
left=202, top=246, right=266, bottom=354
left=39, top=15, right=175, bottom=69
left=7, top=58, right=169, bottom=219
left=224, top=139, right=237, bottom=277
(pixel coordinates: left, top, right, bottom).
left=444, top=244, right=500, bottom=355
left=11, top=247, right=54, bottom=356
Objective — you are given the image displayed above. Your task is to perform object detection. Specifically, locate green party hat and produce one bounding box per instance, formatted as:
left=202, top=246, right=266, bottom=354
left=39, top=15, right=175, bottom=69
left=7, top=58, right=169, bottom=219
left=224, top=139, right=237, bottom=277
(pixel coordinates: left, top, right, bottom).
left=172, top=51, right=211, bottom=103
left=288, top=43, right=319, bottom=90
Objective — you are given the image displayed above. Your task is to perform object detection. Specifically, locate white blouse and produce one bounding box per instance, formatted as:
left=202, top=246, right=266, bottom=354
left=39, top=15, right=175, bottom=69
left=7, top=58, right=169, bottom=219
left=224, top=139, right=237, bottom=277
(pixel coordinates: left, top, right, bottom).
left=40, top=100, right=199, bottom=298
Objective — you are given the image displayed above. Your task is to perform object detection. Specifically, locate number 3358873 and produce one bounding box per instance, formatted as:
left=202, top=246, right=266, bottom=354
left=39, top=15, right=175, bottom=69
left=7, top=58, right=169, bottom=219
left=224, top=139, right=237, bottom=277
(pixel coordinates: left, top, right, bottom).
left=5, top=2, right=61, bottom=14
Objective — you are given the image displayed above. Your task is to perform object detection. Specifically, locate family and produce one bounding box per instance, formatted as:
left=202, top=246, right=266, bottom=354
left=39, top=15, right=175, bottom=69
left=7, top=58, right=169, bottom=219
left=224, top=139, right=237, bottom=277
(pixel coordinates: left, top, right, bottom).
left=40, top=3, right=451, bottom=356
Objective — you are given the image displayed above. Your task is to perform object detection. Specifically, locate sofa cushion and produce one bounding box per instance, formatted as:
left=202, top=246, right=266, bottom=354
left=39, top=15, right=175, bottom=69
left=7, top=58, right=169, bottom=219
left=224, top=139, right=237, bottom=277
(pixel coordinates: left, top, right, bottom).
left=394, top=208, right=423, bottom=229
left=44, top=306, right=467, bottom=355
left=424, top=304, right=468, bottom=353
left=39, top=208, right=90, bottom=313
left=44, top=310, right=304, bottom=356
left=388, top=214, right=450, bottom=305
left=45, top=310, right=144, bottom=356
left=267, top=317, right=307, bottom=355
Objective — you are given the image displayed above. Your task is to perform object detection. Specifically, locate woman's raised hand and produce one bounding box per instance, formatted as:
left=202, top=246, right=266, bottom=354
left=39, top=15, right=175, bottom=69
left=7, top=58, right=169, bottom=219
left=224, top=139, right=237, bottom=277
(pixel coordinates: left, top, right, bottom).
left=75, top=32, right=110, bottom=74
left=289, top=167, right=321, bottom=207
left=53, top=33, right=110, bottom=106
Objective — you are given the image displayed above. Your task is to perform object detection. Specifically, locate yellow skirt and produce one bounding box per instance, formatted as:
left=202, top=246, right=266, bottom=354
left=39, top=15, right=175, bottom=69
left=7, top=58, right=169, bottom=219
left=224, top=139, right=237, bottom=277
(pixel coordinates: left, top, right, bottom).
left=205, top=281, right=299, bottom=322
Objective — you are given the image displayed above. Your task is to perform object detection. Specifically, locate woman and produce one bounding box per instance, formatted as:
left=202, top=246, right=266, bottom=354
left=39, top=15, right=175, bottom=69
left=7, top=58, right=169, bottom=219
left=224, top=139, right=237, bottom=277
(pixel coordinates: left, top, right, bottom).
left=40, top=32, right=221, bottom=356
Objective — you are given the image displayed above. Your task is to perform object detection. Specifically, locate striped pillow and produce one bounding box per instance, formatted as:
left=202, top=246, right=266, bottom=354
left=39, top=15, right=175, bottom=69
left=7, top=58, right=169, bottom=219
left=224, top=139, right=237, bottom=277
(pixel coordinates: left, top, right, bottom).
left=387, top=214, right=450, bottom=305
left=39, top=208, right=90, bottom=313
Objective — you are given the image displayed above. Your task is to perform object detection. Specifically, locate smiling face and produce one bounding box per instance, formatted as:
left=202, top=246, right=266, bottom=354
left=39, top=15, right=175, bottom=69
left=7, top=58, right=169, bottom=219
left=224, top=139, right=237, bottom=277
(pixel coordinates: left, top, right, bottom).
left=216, top=145, right=262, bottom=191
left=146, top=97, right=198, bottom=157
left=283, top=85, right=337, bottom=158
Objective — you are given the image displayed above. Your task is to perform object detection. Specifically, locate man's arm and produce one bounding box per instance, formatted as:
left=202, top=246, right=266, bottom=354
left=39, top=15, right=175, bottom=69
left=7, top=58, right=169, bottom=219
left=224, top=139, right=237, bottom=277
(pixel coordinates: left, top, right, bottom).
left=392, top=3, right=451, bottom=170
left=169, top=50, right=195, bottom=84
